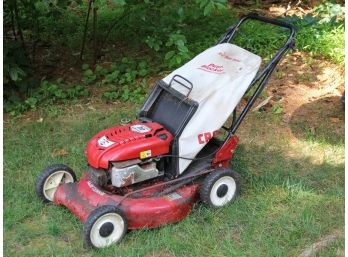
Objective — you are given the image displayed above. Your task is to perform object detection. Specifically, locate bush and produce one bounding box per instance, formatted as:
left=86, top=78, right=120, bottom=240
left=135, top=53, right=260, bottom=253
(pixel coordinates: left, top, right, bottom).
left=3, top=0, right=344, bottom=116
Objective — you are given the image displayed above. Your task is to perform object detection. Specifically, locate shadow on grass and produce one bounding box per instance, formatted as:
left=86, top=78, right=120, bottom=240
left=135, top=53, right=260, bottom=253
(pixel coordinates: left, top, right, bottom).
left=289, top=95, right=344, bottom=146
left=233, top=141, right=344, bottom=197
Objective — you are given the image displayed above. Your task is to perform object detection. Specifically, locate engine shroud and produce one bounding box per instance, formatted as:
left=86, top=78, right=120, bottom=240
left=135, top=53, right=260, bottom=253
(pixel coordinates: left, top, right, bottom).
left=86, top=121, right=173, bottom=169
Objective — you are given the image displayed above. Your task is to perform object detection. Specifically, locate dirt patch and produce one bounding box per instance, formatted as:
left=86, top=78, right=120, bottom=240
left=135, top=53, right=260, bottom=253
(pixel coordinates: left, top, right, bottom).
left=233, top=50, right=344, bottom=164
left=227, top=51, right=344, bottom=128
left=234, top=0, right=318, bottom=18
left=264, top=51, right=344, bottom=116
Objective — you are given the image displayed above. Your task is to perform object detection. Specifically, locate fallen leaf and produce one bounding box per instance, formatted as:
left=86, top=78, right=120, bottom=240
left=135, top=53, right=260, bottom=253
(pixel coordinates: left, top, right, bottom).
left=330, top=117, right=340, bottom=123
left=52, top=149, right=68, bottom=157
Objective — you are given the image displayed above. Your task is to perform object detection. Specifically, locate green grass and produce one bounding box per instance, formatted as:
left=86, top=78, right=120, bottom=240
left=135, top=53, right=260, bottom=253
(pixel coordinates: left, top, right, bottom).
left=4, top=100, right=344, bottom=256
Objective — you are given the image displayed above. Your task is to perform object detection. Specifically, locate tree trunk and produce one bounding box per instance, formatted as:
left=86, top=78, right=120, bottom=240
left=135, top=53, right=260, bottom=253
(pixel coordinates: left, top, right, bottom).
left=80, top=0, right=93, bottom=60
left=93, top=6, right=98, bottom=66
left=10, top=8, right=17, bottom=40
left=13, top=0, right=26, bottom=50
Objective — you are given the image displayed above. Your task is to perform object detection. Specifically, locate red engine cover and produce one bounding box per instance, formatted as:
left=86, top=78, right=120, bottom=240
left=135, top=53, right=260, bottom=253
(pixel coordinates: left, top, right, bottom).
left=86, top=121, right=173, bottom=169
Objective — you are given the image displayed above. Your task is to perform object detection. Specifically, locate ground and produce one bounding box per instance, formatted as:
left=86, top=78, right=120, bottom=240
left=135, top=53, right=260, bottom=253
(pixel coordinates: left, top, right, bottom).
left=3, top=47, right=344, bottom=256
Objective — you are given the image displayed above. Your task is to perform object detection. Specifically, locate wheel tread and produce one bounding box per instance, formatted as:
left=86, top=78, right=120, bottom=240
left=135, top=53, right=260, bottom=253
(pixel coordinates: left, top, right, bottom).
left=199, top=168, right=241, bottom=208
left=35, top=164, right=76, bottom=203
left=83, top=205, right=128, bottom=249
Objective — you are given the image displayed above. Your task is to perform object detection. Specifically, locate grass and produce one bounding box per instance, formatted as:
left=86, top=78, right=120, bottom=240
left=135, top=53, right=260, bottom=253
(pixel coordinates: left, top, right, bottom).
left=3, top=98, right=344, bottom=256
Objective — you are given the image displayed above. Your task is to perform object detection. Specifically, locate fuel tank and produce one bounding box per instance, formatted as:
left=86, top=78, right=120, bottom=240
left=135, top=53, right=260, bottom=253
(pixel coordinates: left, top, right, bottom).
left=86, top=121, right=173, bottom=169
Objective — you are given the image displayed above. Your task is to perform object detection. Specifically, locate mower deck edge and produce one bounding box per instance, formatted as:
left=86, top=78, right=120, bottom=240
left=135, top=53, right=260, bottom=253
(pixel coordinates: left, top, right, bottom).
left=54, top=172, right=200, bottom=229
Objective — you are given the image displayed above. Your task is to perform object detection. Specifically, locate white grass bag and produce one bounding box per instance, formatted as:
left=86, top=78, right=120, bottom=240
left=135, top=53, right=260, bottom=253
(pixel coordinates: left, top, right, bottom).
left=163, top=43, right=262, bottom=173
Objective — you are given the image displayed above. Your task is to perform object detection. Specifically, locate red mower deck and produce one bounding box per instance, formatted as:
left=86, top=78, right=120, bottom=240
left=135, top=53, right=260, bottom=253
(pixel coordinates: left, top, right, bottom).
left=54, top=172, right=200, bottom=229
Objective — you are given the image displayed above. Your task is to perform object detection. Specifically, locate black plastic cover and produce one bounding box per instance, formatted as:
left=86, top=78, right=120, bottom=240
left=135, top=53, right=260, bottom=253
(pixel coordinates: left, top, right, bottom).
left=139, top=80, right=198, bottom=177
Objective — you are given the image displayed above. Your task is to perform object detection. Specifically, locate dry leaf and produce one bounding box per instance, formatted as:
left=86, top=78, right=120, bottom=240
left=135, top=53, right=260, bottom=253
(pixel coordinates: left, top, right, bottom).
left=330, top=117, right=340, bottom=123
left=52, top=149, right=68, bottom=157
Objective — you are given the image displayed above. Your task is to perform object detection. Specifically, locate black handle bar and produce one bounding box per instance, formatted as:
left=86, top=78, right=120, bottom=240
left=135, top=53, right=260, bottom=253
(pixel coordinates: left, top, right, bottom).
left=246, top=13, right=295, bottom=33
left=243, top=13, right=295, bottom=47
left=220, top=13, right=295, bottom=50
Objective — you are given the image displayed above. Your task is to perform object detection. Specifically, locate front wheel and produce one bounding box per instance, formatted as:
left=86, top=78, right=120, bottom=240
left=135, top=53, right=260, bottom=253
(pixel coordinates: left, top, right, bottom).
left=199, top=168, right=241, bottom=208
left=36, top=164, right=77, bottom=203
left=83, top=205, right=128, bottom=249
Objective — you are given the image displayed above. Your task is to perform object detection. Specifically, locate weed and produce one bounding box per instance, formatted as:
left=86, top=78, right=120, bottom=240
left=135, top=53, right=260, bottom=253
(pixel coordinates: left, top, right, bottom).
left=82, top=67, right=97, bottom=85
left=275, top=70, right=285, bottom=79
left=272, top=102, right=283, bottom=114
left=91, top=57, right=150, bottom=103
left=145, top=36, right=162, bottom=51
left=102, top=78, right=147, bottom=104
left=305, top=128, right=316, bottom=142
left=282, top=5, right=344, bottom=65
left=4, top=80, right=90, bottom=116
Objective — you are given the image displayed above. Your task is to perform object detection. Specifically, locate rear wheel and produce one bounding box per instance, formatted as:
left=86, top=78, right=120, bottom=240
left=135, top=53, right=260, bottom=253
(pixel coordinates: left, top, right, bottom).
left=199, top=168, right=240, bottom=208
left=83, top=205, right=128, bottom=249
left=36, top=164, right=77, bottom=203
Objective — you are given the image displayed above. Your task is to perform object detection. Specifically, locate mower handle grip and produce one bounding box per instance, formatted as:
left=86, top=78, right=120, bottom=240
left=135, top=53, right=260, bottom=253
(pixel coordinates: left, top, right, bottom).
left=244, top=13, right=295, bottom=48
left=245, top=13, right=295, bottom=35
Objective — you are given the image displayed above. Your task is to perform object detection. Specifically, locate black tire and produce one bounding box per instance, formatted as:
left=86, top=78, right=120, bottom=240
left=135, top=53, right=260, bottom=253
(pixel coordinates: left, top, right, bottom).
left=83, top=205, right=128, bottom=249
left=36, top=164, right=77, bottom=203
left=199, top=168, right=241, bottom=208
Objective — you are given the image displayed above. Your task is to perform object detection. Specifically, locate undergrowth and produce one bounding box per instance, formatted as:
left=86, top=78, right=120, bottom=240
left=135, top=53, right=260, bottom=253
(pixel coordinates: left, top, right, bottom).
left=3, top=1, right=344, bottom=116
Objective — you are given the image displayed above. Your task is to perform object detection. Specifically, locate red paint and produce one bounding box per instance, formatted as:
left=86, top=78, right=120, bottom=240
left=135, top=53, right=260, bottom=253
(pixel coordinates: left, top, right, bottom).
left=198, top=63, right=225, bottom=74
left=204, top=132, right=212, bottom=143
left=86, top=121, right=173, bottom=169
left=198, top=134, right=204, bottom=144
left=198, top=130, right=218, bottom=144
left=218, top=52, right=241, bottom=62
left=54, top=172, right=199, bottom=229
left=212, top=135, right=239, bottom=168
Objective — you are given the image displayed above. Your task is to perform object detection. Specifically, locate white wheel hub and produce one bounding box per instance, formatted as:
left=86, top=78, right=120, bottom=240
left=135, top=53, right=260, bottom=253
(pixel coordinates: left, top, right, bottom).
left=90, top=213, right=125, bottom=248
left=43, top=170, right=74, bottom=201
left=210, top=176, right=236, bottom=207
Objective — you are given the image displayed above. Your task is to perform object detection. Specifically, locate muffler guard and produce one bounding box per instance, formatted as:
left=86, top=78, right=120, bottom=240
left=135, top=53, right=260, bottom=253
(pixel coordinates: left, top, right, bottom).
left=53, top=172, right=199, bottom=229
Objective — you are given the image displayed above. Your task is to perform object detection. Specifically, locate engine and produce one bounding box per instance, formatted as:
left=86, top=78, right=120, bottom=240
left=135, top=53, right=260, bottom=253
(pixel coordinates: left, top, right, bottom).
left=85, top=121, right=173, bottom=187
left=110, top=159, right=161, bottom=187
left=87, top=159, right=163, bottom=188
left=85, top=121, right=173, bottom=168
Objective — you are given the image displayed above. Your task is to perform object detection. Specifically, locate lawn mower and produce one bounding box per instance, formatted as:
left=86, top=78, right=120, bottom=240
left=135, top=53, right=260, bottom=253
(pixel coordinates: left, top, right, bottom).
left=36, top=13, right=295, bottom=249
